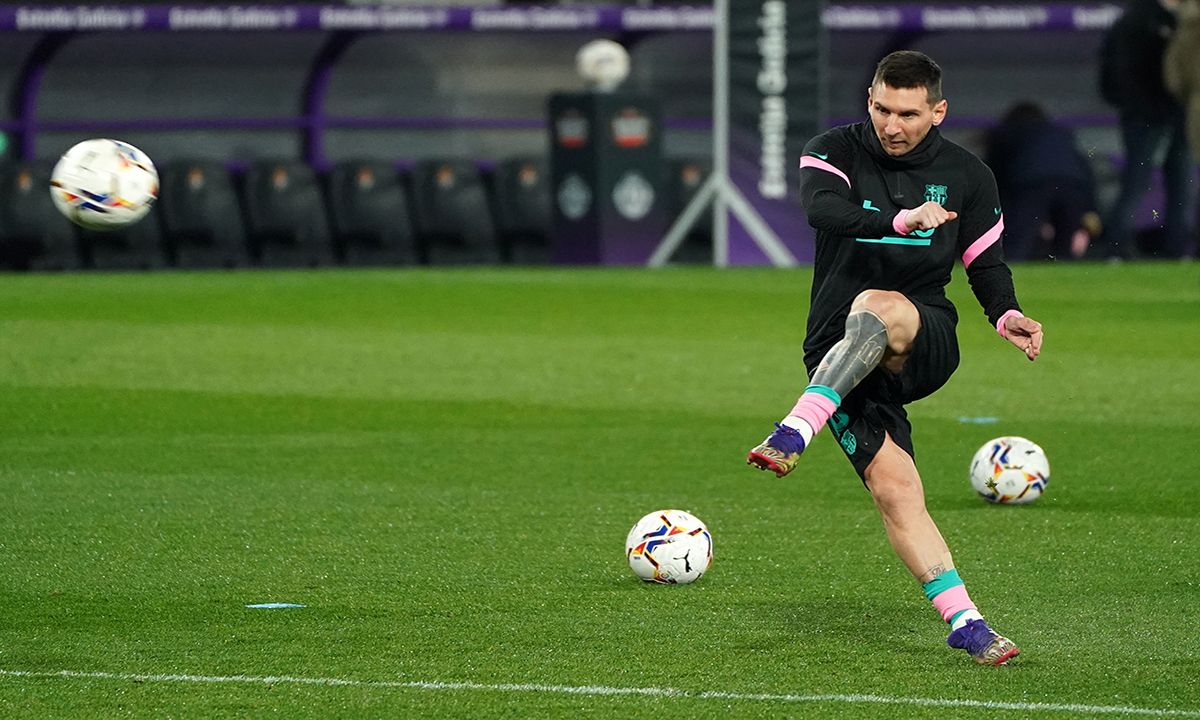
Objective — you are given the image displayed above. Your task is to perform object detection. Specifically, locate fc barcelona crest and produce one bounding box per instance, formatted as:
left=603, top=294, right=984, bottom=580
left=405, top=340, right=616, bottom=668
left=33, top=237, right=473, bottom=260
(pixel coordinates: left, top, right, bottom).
left=925, top=184, right=948, bottom=205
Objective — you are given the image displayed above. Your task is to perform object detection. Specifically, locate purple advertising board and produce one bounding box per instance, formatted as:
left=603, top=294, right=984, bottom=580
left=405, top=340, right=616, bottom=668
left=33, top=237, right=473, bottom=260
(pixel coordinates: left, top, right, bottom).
left=0, top=4, right=1121, bottom=33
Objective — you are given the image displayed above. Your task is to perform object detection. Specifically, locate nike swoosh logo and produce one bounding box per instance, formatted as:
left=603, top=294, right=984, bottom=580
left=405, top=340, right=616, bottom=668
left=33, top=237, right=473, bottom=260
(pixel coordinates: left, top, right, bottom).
left=994, top=207, right=1002, bottom=215
left=809, top=152, right=829, bottom=160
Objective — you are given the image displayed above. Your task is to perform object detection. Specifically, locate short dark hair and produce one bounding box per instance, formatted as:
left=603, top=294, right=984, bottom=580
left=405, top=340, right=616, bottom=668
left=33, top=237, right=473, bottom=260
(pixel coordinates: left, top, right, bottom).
left=872, top=51, right=943, bottom=105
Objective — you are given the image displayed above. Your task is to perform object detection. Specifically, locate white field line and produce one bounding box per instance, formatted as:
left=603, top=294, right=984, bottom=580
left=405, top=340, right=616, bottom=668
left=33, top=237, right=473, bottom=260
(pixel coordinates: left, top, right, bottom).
left=1, top=669, right=1198, bottom=718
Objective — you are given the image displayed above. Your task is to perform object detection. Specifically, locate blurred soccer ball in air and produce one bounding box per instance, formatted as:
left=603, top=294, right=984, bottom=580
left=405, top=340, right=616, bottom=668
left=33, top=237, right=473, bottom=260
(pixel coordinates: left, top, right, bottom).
left=575, top=39, right=630, bottom=91
left=50, top=138, right=158, bottom=231
left=969, top=436, right=1050, bottom=504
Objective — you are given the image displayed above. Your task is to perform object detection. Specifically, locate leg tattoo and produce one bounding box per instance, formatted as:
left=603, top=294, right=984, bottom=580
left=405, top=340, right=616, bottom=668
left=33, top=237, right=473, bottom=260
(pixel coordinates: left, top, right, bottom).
left=783, top=310, right=889, bottom=443
left=810, top=310, right=888, bottom=400
left=924, top=563, right=948, bottom=583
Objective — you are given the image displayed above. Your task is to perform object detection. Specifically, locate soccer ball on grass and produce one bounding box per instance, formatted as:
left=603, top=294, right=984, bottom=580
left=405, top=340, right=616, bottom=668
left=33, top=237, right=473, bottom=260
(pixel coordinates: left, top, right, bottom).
left=625, top=509, right=712, bottom=584
left=50, top=138, right=158, bottom=230
left=968, top=436, right=1050, bottom=504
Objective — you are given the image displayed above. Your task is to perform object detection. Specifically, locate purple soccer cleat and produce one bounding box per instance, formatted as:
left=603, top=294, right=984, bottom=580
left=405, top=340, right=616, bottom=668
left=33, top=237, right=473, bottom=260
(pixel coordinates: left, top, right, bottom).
left=746, top=423, right=807, bottom=478
left=947, top=619, right=1020, bottom=665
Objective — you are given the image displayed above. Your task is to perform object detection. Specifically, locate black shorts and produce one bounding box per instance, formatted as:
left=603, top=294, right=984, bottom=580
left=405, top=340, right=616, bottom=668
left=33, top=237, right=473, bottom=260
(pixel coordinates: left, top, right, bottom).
left=824, top=300, right=960, bottom=481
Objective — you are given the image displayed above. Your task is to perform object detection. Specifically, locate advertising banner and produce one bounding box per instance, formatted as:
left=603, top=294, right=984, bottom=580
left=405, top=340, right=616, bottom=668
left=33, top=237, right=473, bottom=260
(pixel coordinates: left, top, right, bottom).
left=725, top=0, right=823, bottom=264
left=548, top=92, right=666, bottom=264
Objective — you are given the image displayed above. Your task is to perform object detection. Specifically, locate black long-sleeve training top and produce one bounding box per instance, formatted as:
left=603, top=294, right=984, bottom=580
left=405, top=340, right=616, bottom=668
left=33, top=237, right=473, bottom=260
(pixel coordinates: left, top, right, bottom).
left=798, top=121, right=1020, bottom=370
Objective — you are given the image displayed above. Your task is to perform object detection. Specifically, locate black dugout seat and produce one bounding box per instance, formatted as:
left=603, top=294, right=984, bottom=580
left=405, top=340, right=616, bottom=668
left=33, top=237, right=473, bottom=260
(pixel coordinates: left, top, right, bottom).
left=241, top=160, right=333, bottom=267
left=325, top=160, right=417, bottom=266
left=491, top=156, right=551, bottom=264
left=159, top=159, right=248, bottom=268
left=0, top=160, right=81, bottom=270
left=409, top=159, right=499, bottom=265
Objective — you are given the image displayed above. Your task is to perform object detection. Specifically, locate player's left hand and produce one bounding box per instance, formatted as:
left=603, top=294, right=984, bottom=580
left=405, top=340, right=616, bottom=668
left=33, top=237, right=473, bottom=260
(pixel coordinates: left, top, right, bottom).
left=1004, top=315, right=1043, bottom=361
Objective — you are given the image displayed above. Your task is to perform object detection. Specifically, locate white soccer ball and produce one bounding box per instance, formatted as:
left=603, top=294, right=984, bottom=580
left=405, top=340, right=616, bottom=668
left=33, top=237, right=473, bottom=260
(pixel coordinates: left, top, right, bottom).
left=50, top=138, right=158, bottom=230
left=625, top=509, right=712, bottom=584
left=969, top=436, right=1050, bottom=504
left=575, top=39, right=630, bottom=91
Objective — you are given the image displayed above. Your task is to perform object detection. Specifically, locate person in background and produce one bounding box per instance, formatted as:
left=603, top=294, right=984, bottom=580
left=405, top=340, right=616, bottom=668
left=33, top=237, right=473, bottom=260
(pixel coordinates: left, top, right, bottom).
left=1164, top=0, right=1200, bottom=164
left=984, top=102, right=1101, bottom=261
left=1098, top=0, right=1197, bottom=259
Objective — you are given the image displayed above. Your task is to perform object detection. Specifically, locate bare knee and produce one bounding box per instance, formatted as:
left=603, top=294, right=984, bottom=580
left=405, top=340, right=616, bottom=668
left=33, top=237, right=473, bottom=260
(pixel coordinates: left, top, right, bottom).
left=865, top=445, right=927, bottom=520
left=851, top=290, right=919, bottom=354
left=869, top=472, right=922, bottom=511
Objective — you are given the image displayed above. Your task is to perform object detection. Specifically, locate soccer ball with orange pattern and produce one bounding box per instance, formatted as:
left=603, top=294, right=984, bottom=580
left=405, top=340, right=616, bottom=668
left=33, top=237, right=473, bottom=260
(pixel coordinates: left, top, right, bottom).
left=969, top=436, right=1050, bottom=504
left=50, top=138, right=158, bottom=230
left=625, top=509, right=712, bottom=584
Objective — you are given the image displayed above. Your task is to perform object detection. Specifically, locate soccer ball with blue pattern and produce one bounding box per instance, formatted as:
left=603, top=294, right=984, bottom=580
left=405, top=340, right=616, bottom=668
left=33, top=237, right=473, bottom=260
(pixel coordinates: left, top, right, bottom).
left=50, top=138, right=158, bottom=230
left=625, top=509, right=712, bottom=584
left=969, top=436, right=1050, bottom=504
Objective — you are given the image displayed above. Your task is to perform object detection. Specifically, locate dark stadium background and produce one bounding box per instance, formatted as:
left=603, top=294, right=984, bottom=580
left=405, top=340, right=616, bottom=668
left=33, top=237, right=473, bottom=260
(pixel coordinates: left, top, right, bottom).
left=0, top=0, right=1149, bottom=270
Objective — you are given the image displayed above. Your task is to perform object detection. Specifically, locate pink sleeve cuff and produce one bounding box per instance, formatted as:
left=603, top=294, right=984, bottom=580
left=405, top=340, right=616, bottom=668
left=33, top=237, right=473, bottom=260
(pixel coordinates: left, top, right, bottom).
left=996, top=309, right=1024, bottom=338
left=892, top=209, right=910, bottom=235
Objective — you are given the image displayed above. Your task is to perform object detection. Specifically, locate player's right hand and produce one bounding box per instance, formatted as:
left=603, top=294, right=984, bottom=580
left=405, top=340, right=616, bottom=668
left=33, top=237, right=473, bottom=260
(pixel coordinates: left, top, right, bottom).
left=904, top=201, right=958, bottom=231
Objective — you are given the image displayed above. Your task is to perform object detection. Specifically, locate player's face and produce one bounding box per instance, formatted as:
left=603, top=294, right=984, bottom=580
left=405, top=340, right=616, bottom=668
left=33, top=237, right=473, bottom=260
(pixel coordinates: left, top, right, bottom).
left=867, top=83, right=947, bottom=156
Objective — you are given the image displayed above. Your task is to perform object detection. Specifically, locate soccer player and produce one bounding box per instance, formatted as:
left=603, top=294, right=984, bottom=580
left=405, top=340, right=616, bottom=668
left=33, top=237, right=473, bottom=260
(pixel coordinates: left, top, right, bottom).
left=746, top=51, right=1043, bottom=665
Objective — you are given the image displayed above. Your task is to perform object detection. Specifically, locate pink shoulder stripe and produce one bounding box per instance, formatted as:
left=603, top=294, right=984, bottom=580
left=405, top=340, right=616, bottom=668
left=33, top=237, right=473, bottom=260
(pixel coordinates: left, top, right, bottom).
left=962, top=216, right=1004, bottom=269
left=799, top=156, right=851, bottom=188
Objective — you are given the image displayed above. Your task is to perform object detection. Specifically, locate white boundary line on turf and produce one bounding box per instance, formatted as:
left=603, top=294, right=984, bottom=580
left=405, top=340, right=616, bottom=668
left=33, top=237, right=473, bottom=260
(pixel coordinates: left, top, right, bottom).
left=1, top=669, right=1198, bottom=718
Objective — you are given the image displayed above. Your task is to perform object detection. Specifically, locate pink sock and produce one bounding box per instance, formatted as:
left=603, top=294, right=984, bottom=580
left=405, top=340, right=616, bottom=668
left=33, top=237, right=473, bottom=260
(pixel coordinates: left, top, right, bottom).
left=785, top=392, right=838, bottom=439
left=932, top=585, right=977, bottom=624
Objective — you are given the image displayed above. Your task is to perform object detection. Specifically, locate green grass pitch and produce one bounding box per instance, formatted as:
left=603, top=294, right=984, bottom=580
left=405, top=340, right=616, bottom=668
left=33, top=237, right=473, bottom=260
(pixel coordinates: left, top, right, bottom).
left=0, top=263, right=1197, bottom=718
